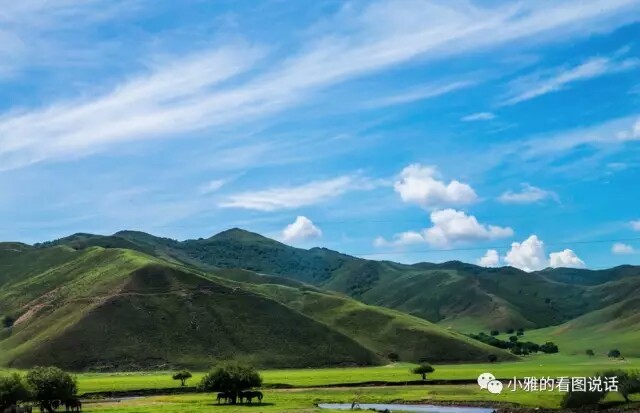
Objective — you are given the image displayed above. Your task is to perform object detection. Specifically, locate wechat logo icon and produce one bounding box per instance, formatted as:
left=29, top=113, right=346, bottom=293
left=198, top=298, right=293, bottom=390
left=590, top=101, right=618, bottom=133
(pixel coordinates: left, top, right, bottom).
left=478, top=372, right=503, bottom=394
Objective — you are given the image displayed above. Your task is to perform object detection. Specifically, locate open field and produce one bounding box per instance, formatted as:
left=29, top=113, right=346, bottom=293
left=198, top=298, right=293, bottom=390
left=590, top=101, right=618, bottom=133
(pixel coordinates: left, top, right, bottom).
left=76, top=385, right=637, bottom=412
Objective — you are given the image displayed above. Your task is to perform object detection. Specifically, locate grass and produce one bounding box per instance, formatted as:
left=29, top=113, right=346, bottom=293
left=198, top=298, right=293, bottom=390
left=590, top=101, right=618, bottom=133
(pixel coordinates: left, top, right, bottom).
left=3, top=354, right=628, bottom=394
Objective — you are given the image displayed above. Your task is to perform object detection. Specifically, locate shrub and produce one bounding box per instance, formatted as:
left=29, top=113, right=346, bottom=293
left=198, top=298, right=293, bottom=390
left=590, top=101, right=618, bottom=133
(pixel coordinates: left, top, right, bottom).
left=608, top=349, right=621, bottom=358
left=561, top=387, right=606, bottom=408
left=490, top=330, right=499, bottom=336
left=1, top=316, right=15, bottom=329
left=540, top=342, right=559, bottom=354
left=585, top=349, right=595, bottom=356
left=488, top=354, right=498, bottom=363
left=387, top=352, right=399, bottom=363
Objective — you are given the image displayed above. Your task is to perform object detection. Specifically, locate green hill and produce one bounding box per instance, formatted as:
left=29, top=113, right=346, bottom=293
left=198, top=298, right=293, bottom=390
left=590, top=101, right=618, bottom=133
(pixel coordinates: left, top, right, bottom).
left=34, top=229, right=640, bottom=334
left=0, top=244, right=510, bottom=370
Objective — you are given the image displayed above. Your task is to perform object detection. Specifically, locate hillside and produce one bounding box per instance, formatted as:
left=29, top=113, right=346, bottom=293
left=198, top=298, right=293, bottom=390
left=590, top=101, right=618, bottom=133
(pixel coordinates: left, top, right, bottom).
left=34, top=229, right=640, bottom=333
left=0, top=244, right=510, bottom=370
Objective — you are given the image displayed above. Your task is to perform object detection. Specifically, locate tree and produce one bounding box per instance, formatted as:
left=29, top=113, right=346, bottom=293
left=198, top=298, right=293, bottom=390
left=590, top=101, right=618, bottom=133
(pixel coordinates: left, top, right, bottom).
left=198, top=362, right=262, bottom=404
left=608, top=349, right=621, bottom=358
left=509, top=335, right=518, bottom=343
left=516, top=328, right=524, bottom=336
left=1, top=316, right=14, bottom=329
left=172, top=370, right=192, bottom=387
left=0, top=373, right=31, bottom=410
left=540, top=342, right=559, bottom=354
left=387, top=352, right=399, bottom=363
left=411, top=363, right=435, bottom=381
left=505, top=328, right=515, bottom=334
left=488, top=354, right=498, bottom=363
left=585, top=349, right=595, bottom=357
left=490, top=330, right=499, bottom=336
left=26, top=367, right=77, bottom=413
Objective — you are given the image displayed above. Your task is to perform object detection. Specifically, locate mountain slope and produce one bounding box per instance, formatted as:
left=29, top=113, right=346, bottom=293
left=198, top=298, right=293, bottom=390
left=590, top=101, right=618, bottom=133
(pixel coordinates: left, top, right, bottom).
left=0, top=244, right=510, bottom=370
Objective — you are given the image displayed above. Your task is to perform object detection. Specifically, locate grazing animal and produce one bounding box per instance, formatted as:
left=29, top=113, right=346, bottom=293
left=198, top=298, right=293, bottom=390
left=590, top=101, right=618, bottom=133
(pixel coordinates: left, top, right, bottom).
left=240, top=391, right=263, bottom=404
left=216, top=392, right=230, bottom=404
left=64, top=399, right=81, bottom=412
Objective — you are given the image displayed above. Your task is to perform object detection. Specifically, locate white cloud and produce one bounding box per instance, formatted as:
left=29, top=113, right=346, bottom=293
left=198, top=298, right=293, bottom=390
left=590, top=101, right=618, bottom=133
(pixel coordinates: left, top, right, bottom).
left=281, top=216, right=322, bottom=242
left=1, top=0, right=639, bottom=169
left=498, top=184, right=558, bottom=204
left=478, top=249, right=500, bottom=267
left=394, top=164, right=477, bottom=209
left=615, top=118, right=640, bottom=141
left=504, top=235, right=586, bottom=271
left=198, top=179, right=228, bottom=195
left=612, top=242, right=634, bottom=254
left=502, top=54, right=640, bottom=106
left=632, top=220, right=640, bottom=231
left=461, top=112, right=495, bottom=122
left=504, top=235, right=548, bottom=272
left=366, top=81, right=473, bottom=109
left=549, top=249, right=586, bottom=269
left=376, top=209, right=513, bottom=248
left=220, top=175, right=377, bottom=211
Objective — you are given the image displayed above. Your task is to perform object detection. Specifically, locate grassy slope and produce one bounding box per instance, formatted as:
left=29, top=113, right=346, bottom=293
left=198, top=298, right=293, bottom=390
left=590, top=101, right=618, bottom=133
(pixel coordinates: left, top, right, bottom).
left=0, top=245, right=509, bottom=370
left=0, top=247, right=381, bottom=370
left=43, top=229, right=640, bottom=334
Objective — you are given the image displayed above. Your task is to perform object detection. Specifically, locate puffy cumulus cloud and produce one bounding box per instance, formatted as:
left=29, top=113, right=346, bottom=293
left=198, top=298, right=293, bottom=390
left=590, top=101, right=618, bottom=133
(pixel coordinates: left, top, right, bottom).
left=375, top=209, right=512, bottom=248
left=281, top=216, right=322, bottom=243
left=394, top=164, right=477, bottom=209
left=504, top=235, right=586, bottom=271
left=549, top=249, right=586, bottom=269
left=478, top=249, right=500, bottom=267
left=631, top=220, right=640, bottom=231
left=612, top=242, right=634, bottom=255
left=504, top=235, right=548, bottom=272
left=498, top=184, right=558, bottom=204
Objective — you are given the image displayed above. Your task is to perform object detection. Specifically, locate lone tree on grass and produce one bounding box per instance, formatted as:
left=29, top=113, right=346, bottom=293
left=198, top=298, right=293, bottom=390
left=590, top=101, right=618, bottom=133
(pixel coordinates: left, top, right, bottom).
left=586, top=349, right=595, bottom=357
left=26, top=367, right=77, bottom=413
left=172, top=370, right=192, bottom=387
left=387, top=352, right=399, bottom=363
left=411, top=363, right=435, bottom=381
left=488, top=354, right=498, bottom=363
left=608, top=349, right=621, bottom=359
left=198, top=362, right=262, bottom=404
left=0, top=373, right=31, bottom=410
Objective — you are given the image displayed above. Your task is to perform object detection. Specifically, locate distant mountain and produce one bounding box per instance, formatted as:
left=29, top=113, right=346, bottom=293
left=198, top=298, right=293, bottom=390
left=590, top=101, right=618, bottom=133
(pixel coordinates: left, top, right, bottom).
left=0, top=241, right=511, bottom=370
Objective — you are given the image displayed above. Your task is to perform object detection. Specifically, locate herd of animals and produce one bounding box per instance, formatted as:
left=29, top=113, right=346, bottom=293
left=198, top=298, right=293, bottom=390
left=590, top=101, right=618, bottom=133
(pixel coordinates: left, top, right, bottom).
left=2, top=399, right=81, bottom=413
left=216, top=390, right=264, bottom=404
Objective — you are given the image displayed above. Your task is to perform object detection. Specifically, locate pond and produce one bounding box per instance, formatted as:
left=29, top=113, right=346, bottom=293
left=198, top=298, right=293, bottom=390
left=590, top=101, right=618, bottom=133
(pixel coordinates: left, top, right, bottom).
left=317, top=403, right=495, bottom=413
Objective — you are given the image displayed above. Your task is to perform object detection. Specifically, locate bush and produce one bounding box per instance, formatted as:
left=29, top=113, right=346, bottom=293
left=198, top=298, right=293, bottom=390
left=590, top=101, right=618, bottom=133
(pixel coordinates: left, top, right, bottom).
left=608, top=349, right=621, bottom=358
left=540, top=342, right=559, bottom=354
left=516, top=328, right=524, bottom=336
left=411, top=363, right=435, bottom=381
left=26, top=367, right=77, bottom=413
left=198, top=362, right=262, bottom=404
left=506, top=328, right=515, bottom=334
left=0, top=373, right=31, bottom=409
left=585, top=349, right=595, bottom=356
left=599, top=369, right=640, bottom=402
left=509, top=335, right=518, bottom=343
left=1, top=316, right=15, bottom=329
left=488, top=354, right=498, bottom=363
left=172, top=370, right=192, bottom=386
left=387, top=352, right=399, bottom=363
left=561, top=387, right=606, bottom=408
left=489, top=330, right=499, bottom=336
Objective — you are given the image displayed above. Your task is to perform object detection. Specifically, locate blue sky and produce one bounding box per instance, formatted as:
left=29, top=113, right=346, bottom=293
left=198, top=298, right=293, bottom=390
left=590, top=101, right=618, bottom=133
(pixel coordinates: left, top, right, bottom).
left=1, top=0, right=640, bottom=271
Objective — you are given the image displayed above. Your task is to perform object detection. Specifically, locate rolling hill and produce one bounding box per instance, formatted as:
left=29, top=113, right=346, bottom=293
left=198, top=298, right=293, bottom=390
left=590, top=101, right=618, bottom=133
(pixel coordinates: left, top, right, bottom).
left=51, top=229, right=640, bottom=333
left=0, top=243, right=512, bottom=370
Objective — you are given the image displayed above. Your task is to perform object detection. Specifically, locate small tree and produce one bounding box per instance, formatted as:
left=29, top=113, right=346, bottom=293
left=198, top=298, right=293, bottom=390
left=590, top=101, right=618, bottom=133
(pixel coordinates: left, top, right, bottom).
left=198, top=362, right=262, bottom=404
left=505, top=328, right=515, bottom=334
left=0, top=373, right=31, bottom=409
left=488, top=354, right=498, bottom=363
left=490, top=330, right=499, bottom=336
left=1, top=316, right=14, bottom=329
left=516, top=328, right=524, bottom=336
left=172, top=370, right=192, bottom=387
left=387, top=352, right=399, bottom=363
left=26, top=367, right=77, bottom=413
left=509, top=335, right=518, bottom=343
left=411, top=363, right=435, bottom=381
left=608, top=349, right=621, bottom=359
left=585, top=349, right=595, bottom=357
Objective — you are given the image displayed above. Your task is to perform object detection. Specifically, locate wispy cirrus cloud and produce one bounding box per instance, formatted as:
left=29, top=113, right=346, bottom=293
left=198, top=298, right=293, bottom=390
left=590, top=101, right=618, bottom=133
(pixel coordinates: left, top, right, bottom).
left=501, top=53, right=640, bottom=106
left=1, top=0, right=639, bottom=171
left=220, top=175, right=382, bottom=211
left=498, top=184, right=558, bottom=204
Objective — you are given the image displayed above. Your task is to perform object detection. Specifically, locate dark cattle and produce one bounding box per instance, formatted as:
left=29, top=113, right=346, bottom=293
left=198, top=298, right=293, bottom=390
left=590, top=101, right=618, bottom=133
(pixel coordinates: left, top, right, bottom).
left=216, top=392, right=230, bottom=404
left=240, top=391, right=263, bottom=404
left=64, top=399, right=81, bottom=412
